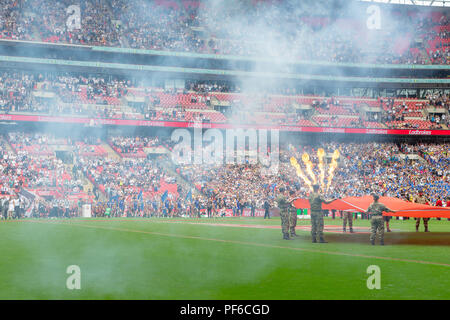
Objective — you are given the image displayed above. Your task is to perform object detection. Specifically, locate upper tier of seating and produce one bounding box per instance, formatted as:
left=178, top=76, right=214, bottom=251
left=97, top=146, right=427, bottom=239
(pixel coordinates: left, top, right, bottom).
left=0, top=0, right=448, bottom=65
left=1, top=72, right=448, bottom=130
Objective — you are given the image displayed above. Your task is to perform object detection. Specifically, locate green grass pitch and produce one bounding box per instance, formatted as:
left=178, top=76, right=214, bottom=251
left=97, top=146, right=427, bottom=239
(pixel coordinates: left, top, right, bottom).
left=0, top=217, right=449, bottom=300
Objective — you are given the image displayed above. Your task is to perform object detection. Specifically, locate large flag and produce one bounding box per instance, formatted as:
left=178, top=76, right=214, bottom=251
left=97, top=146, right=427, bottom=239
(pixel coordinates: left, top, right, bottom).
left=293, top=196, right=450, bottom=218
left=161, top=190, right=168, bottom=203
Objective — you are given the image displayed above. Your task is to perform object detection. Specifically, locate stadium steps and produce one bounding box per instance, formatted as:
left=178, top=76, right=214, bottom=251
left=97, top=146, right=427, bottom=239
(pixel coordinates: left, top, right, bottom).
left=30, top=18, right=43, bottom=42
left=101, top=143, right=122, bottom=160
left=118, top=30, right=130, bottom=48
left=154, top=157, right=202, bottom=198
left=419, top=48, right=431, bottom=64
left=70, top=161, right=107, bottom=200
left=102, top=0, right=130, bottom=48
left=65, top=163, right=95, bottom=194
left=79, top=169, right=106, bottom=201
left=309, top=118, right=319, bottom=127
left=79, top=170, right=94, bottom=193
left=120, top=96, right=130, bottom=108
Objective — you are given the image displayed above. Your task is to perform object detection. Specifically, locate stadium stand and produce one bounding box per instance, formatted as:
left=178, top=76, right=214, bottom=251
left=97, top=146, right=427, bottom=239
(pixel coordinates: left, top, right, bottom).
left=0, top=0, right=448, bottom=219
left=1, top=72, right=449, bottom=129
left=0, top=0, right=448, bottom=64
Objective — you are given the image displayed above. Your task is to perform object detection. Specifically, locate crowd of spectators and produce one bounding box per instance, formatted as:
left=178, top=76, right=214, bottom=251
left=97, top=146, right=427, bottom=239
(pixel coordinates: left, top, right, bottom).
left=174, top=141, right=449, bottom=215
left=1, top=130, right=449, bottom=218
left=25, top=0, right=121, bottom=46
left=0, top=0, right=35, bottom=41
left=0, top=72, right=35, bottom=113
left=317, top=142, right=449, bottom=206
left=6, top=132, right=84, bottom=192
left=0, top=0, right=448, bottom=65
left=78, top=149, right=183, bottom=217
left=0, top=132, right=183, bottom=218
left=1, top=71, right=449, bottom=130
left=80, top=156, right=173, bottom=197
left=110, top=136, right=160, bottom=154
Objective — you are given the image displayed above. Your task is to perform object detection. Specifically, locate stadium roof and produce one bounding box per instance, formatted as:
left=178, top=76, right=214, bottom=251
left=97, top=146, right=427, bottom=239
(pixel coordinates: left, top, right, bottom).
left=359, top=0, right=450, bottom=7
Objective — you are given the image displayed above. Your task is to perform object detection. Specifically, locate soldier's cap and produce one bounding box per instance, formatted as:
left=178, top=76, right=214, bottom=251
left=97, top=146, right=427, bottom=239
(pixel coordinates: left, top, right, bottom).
left=372, top=193, right=380, bottom=201
left=312, top=184, right=320, bottom=190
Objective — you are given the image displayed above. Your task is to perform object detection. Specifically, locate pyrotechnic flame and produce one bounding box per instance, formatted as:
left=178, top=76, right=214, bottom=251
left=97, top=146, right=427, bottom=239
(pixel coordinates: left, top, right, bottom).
left=326, top=149, right=340, bottom=192
left=290, top=157, right=312, bottom=191
left=317, top=148, right=325, bottom=191
left=301, top=152, right=317, bottom=184
left=290, top=149, right=340, bottom=193
left=332, top=149, right=340, bottom=160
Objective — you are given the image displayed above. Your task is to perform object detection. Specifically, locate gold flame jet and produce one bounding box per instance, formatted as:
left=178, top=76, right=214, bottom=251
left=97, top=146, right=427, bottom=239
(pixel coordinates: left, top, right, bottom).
left=317, top=148, right=326, bottom=191
left=326, top=149, right=340, bottom=192
left=301, top=152, right=317, bottom=185
left=290, top=157, right=313, bottom=191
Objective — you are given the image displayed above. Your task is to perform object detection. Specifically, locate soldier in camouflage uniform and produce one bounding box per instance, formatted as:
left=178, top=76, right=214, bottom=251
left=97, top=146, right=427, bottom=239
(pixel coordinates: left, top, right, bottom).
left=288, top=190, right=298, bottom=238
left=276, top=188, right=294, bottom=240
left=414, top=192, right=430, bottom=232
left=308, top=185, right=336, bottom=243
left=365, top=194, right=395, bottom=245
left=342, top=211, right=354, bottom=233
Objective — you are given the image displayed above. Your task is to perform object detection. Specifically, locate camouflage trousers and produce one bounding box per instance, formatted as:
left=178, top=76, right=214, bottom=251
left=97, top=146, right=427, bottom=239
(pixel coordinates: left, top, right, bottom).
left=370, top=216, right=384, bottom=242
left=311, top=212, right=324, bottom=241
left=289, top=209, right=297, bottom=236
left=280, top=210, right=290, bottom=236
left=415, top=218, right=429, bottom=230
left=343, top=212, right=353, bottom=229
